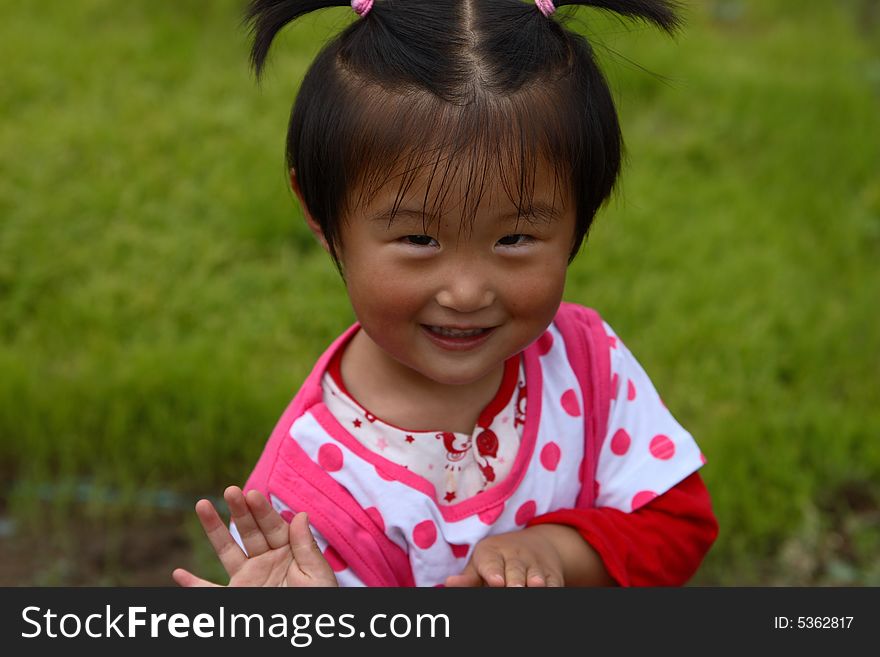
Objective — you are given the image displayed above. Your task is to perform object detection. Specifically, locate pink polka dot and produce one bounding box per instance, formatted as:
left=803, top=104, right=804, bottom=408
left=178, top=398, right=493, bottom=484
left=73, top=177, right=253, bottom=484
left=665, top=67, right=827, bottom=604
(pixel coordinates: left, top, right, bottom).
left=610, top=428, right=631, bottom=456
left=279, top=510, right=294, bottom=524
left=627, top=379, right=636, bottom=401
left=540, top=442, right=561, bottom=471
left=608, top=335, right=618, bottom=349
left=560, top=389, right=581, bottom=417
left=536, top=331, right=554, bottom=355
left=450, top=543, right=470, bottom=559
left=515, top=500, right=537, bottom=526
left=478, top=504, right=504, bottom=525
left=700, top=453, right=707, bottom=465
left=318, top=443, right=343, bottom=472
left=375, top=465, right=395, bottom=481
left=649, top=434, right=675, bottom=460
left=365, top=506, right=385, bottom=533
left=631, top=490, right=658, bottom=510
left=611, top=373, right=620, bottom=400
left=323, top=545, right=347, bottom=572
left=412, top=520, right=437, bottom=549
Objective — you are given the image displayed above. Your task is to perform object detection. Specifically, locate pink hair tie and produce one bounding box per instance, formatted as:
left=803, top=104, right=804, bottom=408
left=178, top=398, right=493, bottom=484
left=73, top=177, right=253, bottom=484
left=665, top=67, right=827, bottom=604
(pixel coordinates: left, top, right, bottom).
left=351, top=0, right=374, bottom=17
left=535, top=0, right=556, bottom=17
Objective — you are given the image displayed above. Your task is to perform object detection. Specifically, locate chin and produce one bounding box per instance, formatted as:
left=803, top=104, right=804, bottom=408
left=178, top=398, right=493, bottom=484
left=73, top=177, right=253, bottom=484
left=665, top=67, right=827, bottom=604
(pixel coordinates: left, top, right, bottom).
left=419, top=364, right=495, bottom=387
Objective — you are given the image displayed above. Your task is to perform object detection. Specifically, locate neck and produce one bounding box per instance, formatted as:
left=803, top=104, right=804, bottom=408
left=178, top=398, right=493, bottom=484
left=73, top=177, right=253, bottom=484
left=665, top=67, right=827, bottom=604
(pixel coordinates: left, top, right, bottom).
left=339, top=328, right=505, bottom=433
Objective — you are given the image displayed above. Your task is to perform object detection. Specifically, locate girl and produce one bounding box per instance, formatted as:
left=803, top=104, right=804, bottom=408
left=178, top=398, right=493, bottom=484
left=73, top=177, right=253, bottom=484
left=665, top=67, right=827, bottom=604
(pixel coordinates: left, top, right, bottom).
left=173, top=0, right=717, bottom=588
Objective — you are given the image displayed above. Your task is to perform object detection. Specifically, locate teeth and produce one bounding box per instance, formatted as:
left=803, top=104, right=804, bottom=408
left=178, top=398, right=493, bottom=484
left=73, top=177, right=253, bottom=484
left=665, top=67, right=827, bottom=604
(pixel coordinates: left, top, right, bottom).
left=428, top=326, right=487, bottom=338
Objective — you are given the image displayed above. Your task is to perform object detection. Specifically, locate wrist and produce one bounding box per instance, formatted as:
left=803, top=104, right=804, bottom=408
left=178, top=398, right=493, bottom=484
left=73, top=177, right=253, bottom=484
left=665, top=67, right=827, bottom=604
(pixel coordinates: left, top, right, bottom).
left=526, top=523, right=616, bottom=587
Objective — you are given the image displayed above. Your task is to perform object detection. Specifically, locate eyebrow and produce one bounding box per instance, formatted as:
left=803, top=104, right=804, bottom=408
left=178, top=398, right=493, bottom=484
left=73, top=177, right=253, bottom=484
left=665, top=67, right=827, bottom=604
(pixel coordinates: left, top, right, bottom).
left=368, top=202, right=563, bottom=225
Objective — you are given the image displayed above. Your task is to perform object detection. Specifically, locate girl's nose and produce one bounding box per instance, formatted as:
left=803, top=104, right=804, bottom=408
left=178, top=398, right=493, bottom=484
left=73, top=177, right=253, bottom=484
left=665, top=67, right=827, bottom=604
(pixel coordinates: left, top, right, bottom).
left=434, top=266, right=496, bottom=313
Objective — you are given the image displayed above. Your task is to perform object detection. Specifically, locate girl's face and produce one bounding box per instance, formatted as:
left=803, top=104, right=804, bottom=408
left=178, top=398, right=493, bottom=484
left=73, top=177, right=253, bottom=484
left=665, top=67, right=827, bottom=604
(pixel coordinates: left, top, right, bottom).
left=304, top=160, right=576, bottom=388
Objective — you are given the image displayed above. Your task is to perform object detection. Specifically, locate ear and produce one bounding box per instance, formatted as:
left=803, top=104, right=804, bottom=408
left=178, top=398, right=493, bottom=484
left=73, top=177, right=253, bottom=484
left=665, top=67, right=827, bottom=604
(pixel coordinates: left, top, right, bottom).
left=290, top=168, right=331, bottom=254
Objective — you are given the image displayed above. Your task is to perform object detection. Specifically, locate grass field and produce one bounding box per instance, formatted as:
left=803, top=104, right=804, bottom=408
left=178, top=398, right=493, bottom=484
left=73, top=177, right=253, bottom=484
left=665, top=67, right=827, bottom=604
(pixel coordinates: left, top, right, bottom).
left=1, top=0, right=879, bottom=585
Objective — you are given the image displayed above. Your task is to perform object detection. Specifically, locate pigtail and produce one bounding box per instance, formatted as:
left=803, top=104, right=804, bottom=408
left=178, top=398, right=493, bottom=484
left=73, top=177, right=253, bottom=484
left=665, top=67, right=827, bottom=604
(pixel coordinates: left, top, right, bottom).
left=245, top=0, right=353, bottom=77
left=555, top=0, right=682, bottom=33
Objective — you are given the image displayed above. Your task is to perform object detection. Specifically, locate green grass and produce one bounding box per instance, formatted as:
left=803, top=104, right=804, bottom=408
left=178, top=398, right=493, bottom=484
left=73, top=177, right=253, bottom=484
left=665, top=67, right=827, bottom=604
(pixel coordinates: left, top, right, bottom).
left=2, top=0, right=879, bottom=585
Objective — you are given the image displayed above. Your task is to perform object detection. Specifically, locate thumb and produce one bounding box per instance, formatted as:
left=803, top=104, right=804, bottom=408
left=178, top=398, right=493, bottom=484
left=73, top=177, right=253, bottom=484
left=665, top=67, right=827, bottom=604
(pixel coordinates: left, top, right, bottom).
left=289, top=512, right=339, bottom=587
left=445, top=562, right=483, bottom=588
left=172, top=568, right=221, bottom=588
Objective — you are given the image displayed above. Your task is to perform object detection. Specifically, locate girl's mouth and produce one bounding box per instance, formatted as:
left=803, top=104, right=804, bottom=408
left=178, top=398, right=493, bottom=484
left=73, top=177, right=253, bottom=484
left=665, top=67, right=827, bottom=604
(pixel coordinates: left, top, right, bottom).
left=427, top=326, right=487, bottom=338
left=421, top=324, right=497, bottom=351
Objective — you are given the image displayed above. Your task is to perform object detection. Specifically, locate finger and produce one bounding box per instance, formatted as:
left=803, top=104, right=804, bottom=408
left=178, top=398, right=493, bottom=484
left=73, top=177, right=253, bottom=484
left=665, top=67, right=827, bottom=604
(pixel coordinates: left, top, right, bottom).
left=172, top=568, right=221, bottom=588
left=194, top=498, right=247, bottom=575
left=445, top=563, right=483, bottom=588
left=289, top=513, right=338, bottom=587
left=473, top=552, right=506, bottom=588
left=525, top=565, right=547, bottom=588
left=545, top=571, right=564, bottom=587
left=224, top=486, right=270, bottom=557
left=503, top=557, right=528, bottom=587
left=244, top=490, right=289, bottom=550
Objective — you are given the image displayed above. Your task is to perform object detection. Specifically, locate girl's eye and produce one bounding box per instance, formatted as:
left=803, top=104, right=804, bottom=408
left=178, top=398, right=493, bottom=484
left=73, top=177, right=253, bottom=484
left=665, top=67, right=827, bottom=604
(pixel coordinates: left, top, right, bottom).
left=497, top=234, right=533, bottom=247
left=402, top=235, right=439, bottom=247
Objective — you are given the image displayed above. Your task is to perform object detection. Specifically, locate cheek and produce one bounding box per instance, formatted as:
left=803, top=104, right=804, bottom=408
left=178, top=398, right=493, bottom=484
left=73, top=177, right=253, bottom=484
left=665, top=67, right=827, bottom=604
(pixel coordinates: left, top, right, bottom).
left=345, top=261, right=428, bottom=323
left=503, top=261, right=567, bottom=319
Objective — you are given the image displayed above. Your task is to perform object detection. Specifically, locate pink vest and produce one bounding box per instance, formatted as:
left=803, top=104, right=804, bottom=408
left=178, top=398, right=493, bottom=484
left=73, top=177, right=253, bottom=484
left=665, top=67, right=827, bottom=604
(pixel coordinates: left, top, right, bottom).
left=242, top=302, right=611, bottom=586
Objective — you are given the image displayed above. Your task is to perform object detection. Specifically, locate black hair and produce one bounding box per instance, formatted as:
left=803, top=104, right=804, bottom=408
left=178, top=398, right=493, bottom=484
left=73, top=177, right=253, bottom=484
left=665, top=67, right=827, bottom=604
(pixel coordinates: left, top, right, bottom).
left=245, top=0, right=681, bottom=266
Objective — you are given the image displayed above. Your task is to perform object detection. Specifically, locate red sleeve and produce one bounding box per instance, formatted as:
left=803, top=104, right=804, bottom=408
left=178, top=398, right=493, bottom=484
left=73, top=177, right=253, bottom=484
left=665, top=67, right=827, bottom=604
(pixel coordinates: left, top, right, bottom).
left=527, top=472, right=718, bottom=586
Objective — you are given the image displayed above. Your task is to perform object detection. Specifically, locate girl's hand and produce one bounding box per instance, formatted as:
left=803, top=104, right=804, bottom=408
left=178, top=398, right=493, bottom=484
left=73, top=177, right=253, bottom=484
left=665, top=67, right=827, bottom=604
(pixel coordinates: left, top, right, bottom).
left=444, top=527, right=565, bottom=588
left=172, top=486, right=338, bottom=588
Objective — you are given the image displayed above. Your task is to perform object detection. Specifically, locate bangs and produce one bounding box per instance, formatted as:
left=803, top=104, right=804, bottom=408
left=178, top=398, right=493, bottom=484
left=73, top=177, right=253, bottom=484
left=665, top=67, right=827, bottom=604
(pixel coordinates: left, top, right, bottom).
left=338, top=78, right=578, bottom=238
